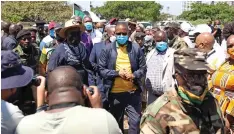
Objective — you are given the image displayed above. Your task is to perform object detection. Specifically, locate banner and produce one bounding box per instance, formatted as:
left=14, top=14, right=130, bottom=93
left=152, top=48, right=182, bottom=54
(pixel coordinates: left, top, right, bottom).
left=73, top=4, right=85, bottom=19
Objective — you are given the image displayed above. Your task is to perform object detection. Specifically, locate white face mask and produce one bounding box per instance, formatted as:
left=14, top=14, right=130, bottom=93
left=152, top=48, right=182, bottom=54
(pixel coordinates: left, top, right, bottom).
left=110, top=36, right=116, bottom=43
left=98, top=28, right=104, bottom=33
left=144, top=35, right=153, bottom=42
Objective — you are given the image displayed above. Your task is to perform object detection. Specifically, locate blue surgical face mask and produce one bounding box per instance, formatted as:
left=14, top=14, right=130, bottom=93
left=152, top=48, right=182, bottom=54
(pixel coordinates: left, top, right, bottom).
left=156, top=41, right=168, bottom=52
left=49, top=29, right=55, bottom=38
left=84, top=22, right=93, bottom=31
left=98, top=28, right=104, bottom=33
left=116, top=35, right=128, bottom=45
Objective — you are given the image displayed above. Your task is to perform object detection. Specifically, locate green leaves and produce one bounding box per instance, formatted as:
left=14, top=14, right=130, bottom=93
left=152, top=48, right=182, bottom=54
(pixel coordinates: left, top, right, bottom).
left=179, top=2, right=234, bottom=23
left=91, top=1, right=162, bottom=21
left=2, top=1, right=72, bottom=23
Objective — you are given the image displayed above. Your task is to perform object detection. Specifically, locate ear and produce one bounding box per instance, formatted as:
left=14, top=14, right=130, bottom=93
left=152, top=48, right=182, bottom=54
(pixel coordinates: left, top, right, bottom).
left=199, top=43, right=205, bottom=49
left=82, top=85, right=88, bottom=98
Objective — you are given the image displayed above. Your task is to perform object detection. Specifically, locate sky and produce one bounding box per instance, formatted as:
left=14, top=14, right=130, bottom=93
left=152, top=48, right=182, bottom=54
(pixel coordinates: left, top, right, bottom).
left=68, top=1, right=184, bottom=16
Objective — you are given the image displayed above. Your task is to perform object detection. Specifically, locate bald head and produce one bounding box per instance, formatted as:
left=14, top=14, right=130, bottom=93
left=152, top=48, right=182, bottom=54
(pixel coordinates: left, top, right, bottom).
left=9, top=24, right=21, bottom=36
left=227, top=35, right=234, bottom=48
left=83, top=16, right=93, bottom=23
left=17, top=22, right=23, bottom=30
left=154, top=31, right=166, bottom=42
left=48, top=66, right=83, bottom=94
left=74, top=16, right=82, bottom=22
left=96, top=22, right=104, bottom=28
left=107, top=25, right=115, bottom=37
left=195, top=32, right=215, bottom=52
left=1, top=21, right=11, bottom=33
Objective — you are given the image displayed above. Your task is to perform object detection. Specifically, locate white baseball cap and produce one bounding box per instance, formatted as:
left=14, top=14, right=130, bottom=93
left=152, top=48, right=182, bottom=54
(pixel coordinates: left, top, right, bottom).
left=194, top=24, right=212, bottom=34
left=180, top=22, right=191, bottom=33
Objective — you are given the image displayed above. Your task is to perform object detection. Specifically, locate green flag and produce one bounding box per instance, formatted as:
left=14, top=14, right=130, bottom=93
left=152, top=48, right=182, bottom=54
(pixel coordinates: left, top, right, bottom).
left=73, top=4, right=85, bottom=19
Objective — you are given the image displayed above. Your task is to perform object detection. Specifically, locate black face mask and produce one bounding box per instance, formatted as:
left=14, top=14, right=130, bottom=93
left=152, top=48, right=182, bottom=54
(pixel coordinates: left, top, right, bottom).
left=66, top=31, right=81, bottom=45
left=182, top=73, right=208, bottom=96
left=22, top=45, right=32, bottom=53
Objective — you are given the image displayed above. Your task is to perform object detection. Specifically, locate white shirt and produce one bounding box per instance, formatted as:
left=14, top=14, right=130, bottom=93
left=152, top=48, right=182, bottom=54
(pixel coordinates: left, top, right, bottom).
left=1, top=100, right=24, bottom=134
left=91, top=29, right=103, bottom=44
left=206, top=44, right=226, bottom=71
left=15, top=106, right=122, bottom=134
left=182, top=36, right=194, bottom=48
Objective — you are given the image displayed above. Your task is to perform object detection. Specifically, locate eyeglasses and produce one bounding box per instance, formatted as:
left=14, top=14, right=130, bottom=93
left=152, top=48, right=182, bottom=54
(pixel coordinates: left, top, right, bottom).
left=116, top=32, right=127, bottom=36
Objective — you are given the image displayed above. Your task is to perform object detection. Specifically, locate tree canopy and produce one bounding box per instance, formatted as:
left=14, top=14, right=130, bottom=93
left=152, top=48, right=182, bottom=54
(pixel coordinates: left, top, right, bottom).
left=91, top=1, right=162, bottom=21
left=1, top=1, right=72, bottom=23
left=179, top=2, right=234, bottom=22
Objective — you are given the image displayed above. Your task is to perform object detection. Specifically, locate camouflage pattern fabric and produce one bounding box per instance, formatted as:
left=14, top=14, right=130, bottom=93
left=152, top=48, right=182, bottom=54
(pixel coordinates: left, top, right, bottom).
left=140, top=88, right=225, bottom=134
left=144, top=41, right=155, bottom=57
left=13, top=44, right=39, bottom=74
left=169, top=36, right=188, bottom=51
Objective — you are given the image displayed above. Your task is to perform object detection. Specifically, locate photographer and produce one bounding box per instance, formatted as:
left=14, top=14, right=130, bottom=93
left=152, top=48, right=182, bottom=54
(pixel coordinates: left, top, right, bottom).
left=1, top=50, right=45, bottom=134
left=15, top=66, right=122, bottom=134
left=212, top=20, right=223, bottom=45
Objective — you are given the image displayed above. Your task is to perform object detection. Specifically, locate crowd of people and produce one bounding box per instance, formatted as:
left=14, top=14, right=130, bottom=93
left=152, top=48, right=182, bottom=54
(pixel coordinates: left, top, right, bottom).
left=1, top=15, right=234, bottom=134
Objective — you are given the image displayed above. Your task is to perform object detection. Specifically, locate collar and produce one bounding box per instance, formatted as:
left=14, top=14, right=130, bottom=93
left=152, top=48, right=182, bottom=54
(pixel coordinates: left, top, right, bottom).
left=178, top=86, right=208, bottom=105
left=116, top=42, right=127, bottom=48
left=9, top=35, right=16, bottom=40
left=207, top=49, right=216, bottom=58
left=14, top=44, right=26, bottom=56
left=156, top=49, right=167, bottom=55
left=168, top=36, right=178, bottom=47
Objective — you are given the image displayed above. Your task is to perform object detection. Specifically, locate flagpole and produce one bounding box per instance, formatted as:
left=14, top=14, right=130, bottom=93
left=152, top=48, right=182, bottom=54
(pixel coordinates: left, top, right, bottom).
left=73, top=3, right=74, bottom=16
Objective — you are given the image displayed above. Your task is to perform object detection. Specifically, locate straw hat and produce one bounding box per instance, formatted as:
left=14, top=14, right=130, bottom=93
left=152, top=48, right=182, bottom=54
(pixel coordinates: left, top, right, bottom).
left=59, top=19, right=85, bottom=38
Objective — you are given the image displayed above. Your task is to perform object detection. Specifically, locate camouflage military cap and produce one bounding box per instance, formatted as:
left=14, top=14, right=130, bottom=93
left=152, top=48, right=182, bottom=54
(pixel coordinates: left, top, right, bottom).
left=165, top=22, right=180, bottom=29
left=174, top=48, right=208, bottom=71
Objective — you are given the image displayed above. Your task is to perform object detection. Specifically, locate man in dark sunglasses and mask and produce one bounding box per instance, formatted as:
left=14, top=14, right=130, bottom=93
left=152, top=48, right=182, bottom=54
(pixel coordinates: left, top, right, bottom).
left=47, top=23, right=95, bottom=86
left=14, top=29, right=39, bottom=74
left=141, top=48, right=227, bottom=134
left=99, top=22, right=146, bottom=134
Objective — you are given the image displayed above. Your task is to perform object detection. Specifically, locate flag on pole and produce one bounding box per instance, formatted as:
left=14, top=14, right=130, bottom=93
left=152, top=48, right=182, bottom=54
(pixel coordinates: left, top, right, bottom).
left=73, top=3, right=86, bottom=19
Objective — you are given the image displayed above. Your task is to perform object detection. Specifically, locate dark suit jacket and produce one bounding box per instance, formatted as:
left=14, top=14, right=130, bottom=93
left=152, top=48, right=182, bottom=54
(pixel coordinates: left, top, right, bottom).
left=89, top=41, right=110, bottom=101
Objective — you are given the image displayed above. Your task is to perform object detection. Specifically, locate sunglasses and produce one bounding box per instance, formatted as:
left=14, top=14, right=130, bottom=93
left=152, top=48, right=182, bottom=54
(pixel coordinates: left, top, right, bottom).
left=21, top=37, right=31, bottom=41
left=116, top=32, right=127, bottom=36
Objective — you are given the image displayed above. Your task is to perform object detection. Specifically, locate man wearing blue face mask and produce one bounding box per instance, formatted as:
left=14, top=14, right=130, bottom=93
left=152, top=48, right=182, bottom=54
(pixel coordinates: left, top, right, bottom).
left=39, top=21, right=56, bottom=52
left=145, top=31, right=175, bottom=105
left=81, top=16, right=94, bottom=56
left=81, top=16, right=103, bottom=56
left=99, top=22, right=146, bottom=134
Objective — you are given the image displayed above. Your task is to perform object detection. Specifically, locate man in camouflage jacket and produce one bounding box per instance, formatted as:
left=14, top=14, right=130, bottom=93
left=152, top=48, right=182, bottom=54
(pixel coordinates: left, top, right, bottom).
left=165, top=22, right=188, bottom=51
left=140, top=48, right=227, bottom=134
left=14, top=29, right=39, bottom=74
